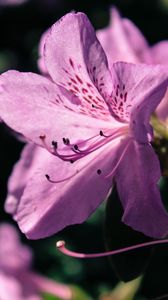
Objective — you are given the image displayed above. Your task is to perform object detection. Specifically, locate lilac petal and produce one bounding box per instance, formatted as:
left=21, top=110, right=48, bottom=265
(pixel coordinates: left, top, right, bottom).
left=97, top=8, right=151, bottom=68
left=0, top=223, right=32, bottom=272
left=37, top=29, right=50, bottom=75
left=5, top=144, right=40, bottom=214
left=97, top=8, right=138, bottom=65
left=151, top=41, right=168, bottom=64
left=44, top=12, right=112, bottom=99
left=14, top=142, right=118, bottom=239
left=110, top=62, right=168, bottom=142
left=0, top=272, right=23, bottom=300
left=0, top=71, right=113, bottom=151
left=0, top=272, right=42, bottom=300
left=27, top=272, right=72, bottom=299
left=115, top=140, right=168, bottom=238
left=122, top=19, right=151, bottom=63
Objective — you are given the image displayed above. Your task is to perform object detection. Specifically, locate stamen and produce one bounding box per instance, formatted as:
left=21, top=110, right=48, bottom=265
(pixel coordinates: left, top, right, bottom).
left=45, top=171, right=79, bottom=184
left=39, top=134, right=46, bottom=140
left=71, top=127, right=128, bottom=157
left=52, top=140, right=58, bottom=149
left=97, top=169, right=102, bottom=175
left=56, top=239, right=168, bottom=259
left=99, top=128, right=127, bottom=138
left=73, top=144, right=78, bottom=151
left=41, top=126, right=129, bottom=165
left=104, top=141, right=131, bottom=179
left=99, top=130, right=111, bottom=138
left=39, top=134, right=53, bottom=153
left=63, top=138, right=70, bottom=145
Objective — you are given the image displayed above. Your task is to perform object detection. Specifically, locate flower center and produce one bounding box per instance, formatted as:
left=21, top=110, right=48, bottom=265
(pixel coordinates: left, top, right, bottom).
left=40, top=126, right=130, bottom=184
left=39, top=125, right=129, bottom=164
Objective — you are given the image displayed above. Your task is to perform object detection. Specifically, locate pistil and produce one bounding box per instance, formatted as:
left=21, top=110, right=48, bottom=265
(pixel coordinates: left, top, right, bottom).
left=56, top=239, right=168, bottom=259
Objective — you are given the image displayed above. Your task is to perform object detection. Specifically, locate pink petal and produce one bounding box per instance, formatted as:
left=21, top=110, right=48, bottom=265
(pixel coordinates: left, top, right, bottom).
left=109, top=62, right=168, bottom=141
left=0, top=71, right=113, bottom=152
left=151, top=41, right=168, bottom=64
left=44, top=12, right=112, bottom=103
left=0, top=223, right=32, bottom=272
left=5, top=144, right=40, bottom=215
left=122, top=18, right=151, bottom=63
left=115, top=140, right=168, bottom=238
left=97, top=8, right=151, bottom=68
left=0, top=272, right=42, bottom=300
left=37, top=29, right=50, bottom=75
left=14, top=142, right=118, bottom=239
left=0, top=272, right=23, bottom=300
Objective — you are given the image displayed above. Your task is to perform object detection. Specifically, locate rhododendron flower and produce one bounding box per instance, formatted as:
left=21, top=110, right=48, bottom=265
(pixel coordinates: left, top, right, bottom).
left=0, top=12, right=168, bottom=239
left=0, top=223, right=72, bottom=300
left=97, top=7, right=168, bottom=122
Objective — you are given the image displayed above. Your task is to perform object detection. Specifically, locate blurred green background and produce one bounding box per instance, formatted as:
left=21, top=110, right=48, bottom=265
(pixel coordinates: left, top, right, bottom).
left=0, top=0, right=168, bottom=299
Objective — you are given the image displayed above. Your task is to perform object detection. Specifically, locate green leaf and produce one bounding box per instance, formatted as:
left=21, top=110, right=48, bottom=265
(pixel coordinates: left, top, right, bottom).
left=99, top=277, right=142, bottom=300
left=42, top=293, right=60, bottom=300
left=70, top=285, right=94, bottom=300
left=42, top=285, right=93, bottom=300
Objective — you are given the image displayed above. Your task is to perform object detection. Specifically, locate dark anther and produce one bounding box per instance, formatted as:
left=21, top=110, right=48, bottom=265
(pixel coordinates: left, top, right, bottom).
left=74, top=144, right=78, bottom=150
left=99, top=130, right=103, bottom=136
left=39, top=134, right=46, bottom=140
left=70, top=160, right=74, bottom=164
left=63, top=138, right=70, bottom=145
left=97, top=169, right=102, bottom=175
left=52, top=140, right=58, bottom=148
left=45, top=174, right=50, bottom=180
left=92, top=104, right=95, bottom=108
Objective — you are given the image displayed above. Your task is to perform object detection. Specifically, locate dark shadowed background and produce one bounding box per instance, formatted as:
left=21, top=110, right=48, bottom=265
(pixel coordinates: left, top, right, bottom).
left=0, top=0, right=168, bottom=299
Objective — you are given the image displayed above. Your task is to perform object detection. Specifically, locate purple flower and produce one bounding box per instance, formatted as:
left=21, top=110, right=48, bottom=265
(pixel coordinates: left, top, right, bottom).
left=97, top=7, right=168, bottom=121
left=0, top=12, right=168, bottom=239
left=0, top=223, right=72, bottom=300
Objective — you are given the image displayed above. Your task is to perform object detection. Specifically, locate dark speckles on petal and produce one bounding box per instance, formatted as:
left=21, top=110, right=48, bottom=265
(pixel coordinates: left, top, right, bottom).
left=82, top=88, right=88, bottom=94
left=69, top=58, right=75, bottom=69
left=124, top=92, right=127, bottom=102
left=75, top=74, right=83, bottom=84
left=56, top=60, right=111, bottom=121
left=107, top=82, right=132, bottom=122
